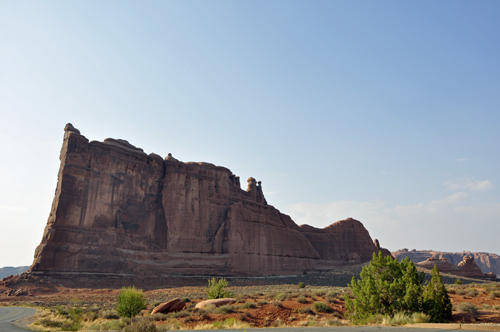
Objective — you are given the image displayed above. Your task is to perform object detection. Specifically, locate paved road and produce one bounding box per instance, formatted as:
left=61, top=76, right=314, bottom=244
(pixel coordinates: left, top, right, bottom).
left=0, top=307, right=36, bottom=332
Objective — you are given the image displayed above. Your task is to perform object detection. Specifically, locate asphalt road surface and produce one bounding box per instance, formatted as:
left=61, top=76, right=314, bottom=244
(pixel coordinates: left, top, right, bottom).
left=0, top=307, right=36, bottom=332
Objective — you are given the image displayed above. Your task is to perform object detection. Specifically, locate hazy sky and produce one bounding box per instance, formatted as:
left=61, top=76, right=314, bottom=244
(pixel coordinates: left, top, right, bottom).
left=1, top=1, right=499, bottom=267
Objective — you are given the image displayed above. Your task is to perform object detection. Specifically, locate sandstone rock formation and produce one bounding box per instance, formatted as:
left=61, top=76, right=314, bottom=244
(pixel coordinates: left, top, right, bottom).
left=151, top=298, right=182, bottom=314
left=393, top=249, right=500, bottom=277
left=30, top=124, right=380, bottom=278
left=415, top=256, right=495, bottom=279
left=195, top=298, right=236, bottom=309
left=373, top=239, right=393, bottom=258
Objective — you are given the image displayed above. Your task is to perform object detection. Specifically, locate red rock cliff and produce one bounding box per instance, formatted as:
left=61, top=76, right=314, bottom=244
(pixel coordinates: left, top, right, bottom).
left=30, top=124, right=378, bottom=277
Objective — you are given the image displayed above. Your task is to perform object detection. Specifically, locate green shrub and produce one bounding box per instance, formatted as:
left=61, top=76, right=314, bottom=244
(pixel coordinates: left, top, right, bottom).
left=272, top=300, right=283, bottom=308
left=326, top=290, right=339, bottom=303
left=215, top=304, right=233, bottom=314
left=300, top=306, right=314, bottom=314
left=312, top=301, right=332, bottom=313
left=99, top=309, right=120, bottom=319
left=454, top=302, right=478, bottom=315
left=412, top=312, right=431, bottom=323
left=116, top=286, right=147, bottom=318
left=489, top=291, right=500, bottom=299
left=422, top=265, right=452, bottom=323
left=296, top=296, right=307, bottom=304
left=275, top=293, right=287, bottom=301
left=298, top=282, right=305, bottom=288
left=455, top=288, right=467, bottom=296
left=383, top=312, right=414, bottom=326
left=39, top=319, right=64, bottom=328
left=455, top=278, right=463, bottom=285
left=312, top=289, right=327, bottom=297
left=345, top=252, right=451, bottom=324
left=205, top=278, right=234, bottom=299
left=326, top=319, right=344, bottom=326
left=241, top=302, right=257, bottom=309
left=465, top=288, right=478, bottom=297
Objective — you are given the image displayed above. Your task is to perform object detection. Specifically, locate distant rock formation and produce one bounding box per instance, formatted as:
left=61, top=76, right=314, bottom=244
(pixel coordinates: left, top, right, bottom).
left=29, top=124, right=380, bottom=278
left=0, top=266, right=29, bottom=279
left=373, top=239, right=393, bottom=258
left=393, top=249, right=499, bottom=279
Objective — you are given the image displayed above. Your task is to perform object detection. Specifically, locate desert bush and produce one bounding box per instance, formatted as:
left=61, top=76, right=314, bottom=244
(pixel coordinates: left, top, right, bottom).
left=312, top=289, right=327, bottom=297
left=271, top=318, right=286, bottom=327
left=100, top=309, right=120, bottom=319
left=455, top=288, right=467, bottom=296
left=168, top=310, right=191, bottom=319
left=383, top=312, right=413, bottom=326
left=151, top=313, right=167, bottom=321
left=312, top=301, right=332, bottom=313
left=454, top=302, right=478, bottom=315
left=241, top=302, right=256, bottom=309
left=482, top=304, right=492, bottom=310
left=272, top=299, right=283, bottom=308
left=296, top=296, right=307, bottom=304
left=455, top=278, right=463, bottom=285
left=465, top=288, right=478, bottom=297
left=493, top=305, right=500, bottom=311
left=38, top=319, right=64, bottom=328
left=181, top=297, right=191, bottom=303
left=205, top=278, right=234, bottom=299
left=275, top=293, right=287, bottom=301
left=326, top=318, right=345, bottom=326
left=365, top=314, right=384, bottom=324
left=116, top=286, right=147, bottom=318
left=447, top=288, right=456, bottom=294
left=326, top=290, right=339, bottom=303
left=300, top=306, right=314, bottom=315
left=489, top=291, right=500, bottom=299
left=298, top=282, right=305, bottom=288
left=56, top=305, right=69, bottom=317
left=412, top=312, right=431, bottom=323
left=123, top=318, right=157, bottom=332
left=215, top=304, right=233, bottom=314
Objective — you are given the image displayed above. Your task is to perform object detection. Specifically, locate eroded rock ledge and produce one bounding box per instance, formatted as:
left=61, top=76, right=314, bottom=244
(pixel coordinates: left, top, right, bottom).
left=30, top=124, right=380, bottom=277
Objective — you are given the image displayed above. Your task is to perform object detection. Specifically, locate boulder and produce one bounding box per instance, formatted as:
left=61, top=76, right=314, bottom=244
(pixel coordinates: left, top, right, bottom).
left=168, top=300, right=186, bottom=313
left=151, top=298, right=181, bottom=314
left=195, top=298, right=236, bottom=309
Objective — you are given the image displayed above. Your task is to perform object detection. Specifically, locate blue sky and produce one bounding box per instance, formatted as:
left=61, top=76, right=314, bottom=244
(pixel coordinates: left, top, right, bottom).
left=1, top=1, right=499, bottom=267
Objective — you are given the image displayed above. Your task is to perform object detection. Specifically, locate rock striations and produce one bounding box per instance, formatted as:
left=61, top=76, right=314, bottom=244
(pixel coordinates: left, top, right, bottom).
left=30, top=124, right=382, bottom=278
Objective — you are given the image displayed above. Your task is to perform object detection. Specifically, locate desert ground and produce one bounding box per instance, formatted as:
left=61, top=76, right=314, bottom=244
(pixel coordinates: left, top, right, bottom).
left=1, top=265, right=499, bottom=331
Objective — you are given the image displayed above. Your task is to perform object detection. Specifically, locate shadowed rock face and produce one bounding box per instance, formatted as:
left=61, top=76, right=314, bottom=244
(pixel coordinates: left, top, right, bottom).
left=30, top=124, right=378, bottom=277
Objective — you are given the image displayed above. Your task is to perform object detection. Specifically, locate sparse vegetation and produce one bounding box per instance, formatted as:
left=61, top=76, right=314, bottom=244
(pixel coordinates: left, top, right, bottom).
left=205, top=278, right=234, bottom=299
left=116, top=286, right=147, bottom=318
